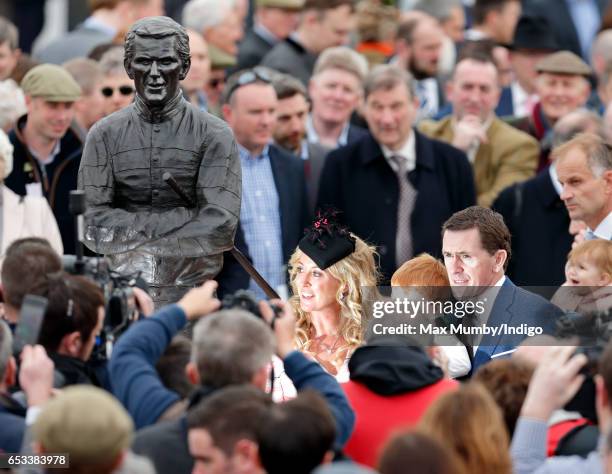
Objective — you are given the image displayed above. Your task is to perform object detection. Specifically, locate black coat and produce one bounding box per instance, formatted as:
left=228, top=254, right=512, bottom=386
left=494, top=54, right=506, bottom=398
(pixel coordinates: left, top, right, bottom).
left=523, top=0, right=607, bottom=59
left=260, top=36, right=318, bottom=85
left=237, top=28, right=275, bottom=69
left=493, top=169, right=572, bottom=287
left=316, top=131, right=476, bottom=281
left=217, top=144, right=310, bottom=297
left=6, top=116, right=83, bottom=255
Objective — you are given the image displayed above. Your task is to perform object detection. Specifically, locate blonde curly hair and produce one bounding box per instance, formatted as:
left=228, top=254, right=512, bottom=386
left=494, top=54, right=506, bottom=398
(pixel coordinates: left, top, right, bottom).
left=288, top=233, right=379, bottom=354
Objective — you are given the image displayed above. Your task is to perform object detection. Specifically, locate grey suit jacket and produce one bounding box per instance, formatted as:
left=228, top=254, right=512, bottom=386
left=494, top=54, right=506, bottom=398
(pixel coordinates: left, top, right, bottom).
left=34, top=24, right=113, bottom=64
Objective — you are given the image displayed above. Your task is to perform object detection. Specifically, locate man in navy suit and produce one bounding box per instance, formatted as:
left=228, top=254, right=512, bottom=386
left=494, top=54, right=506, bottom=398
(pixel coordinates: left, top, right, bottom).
left=441, top=206, right=563, bottom=376
left=317, top=64, right=476, bottom=282
left=220, top=67, right=309, bottom=299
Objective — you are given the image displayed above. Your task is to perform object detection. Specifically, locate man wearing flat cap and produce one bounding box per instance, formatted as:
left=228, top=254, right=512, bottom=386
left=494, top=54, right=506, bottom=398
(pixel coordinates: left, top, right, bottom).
left=237, top=0, right=304, bottom=70
left=4, top=63, right=83, bottom=254
left=508, top=50, right=592, bottom=170
left=31, top=385, right=154, bottom=473
left=78, top=16, right=241, bottom=305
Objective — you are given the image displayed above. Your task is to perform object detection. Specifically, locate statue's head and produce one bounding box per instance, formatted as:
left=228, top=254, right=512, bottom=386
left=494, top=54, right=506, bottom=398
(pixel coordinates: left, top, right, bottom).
left=124, top=16, right=191, bottom=107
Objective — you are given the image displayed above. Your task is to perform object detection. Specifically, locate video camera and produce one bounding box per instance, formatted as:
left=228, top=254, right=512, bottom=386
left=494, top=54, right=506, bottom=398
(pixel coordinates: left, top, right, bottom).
left=66, top=191, right=142, bottom=361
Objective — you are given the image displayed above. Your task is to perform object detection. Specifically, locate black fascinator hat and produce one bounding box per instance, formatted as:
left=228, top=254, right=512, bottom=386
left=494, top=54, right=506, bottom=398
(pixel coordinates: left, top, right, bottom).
left=298, top=210, right=356, bottom=270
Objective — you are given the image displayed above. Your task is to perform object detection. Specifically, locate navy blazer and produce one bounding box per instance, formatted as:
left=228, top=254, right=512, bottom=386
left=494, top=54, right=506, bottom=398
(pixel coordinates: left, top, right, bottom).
left=523, top=0, right=607, bottom=59
left=346, top=124, right=369, bottom=145
left=316, top=131, right=476, bottom=281
left=493, top=169, right=572, bottom=287
left=216, top=144, right=310, bottom=297
left=471, top=278, right=563, bottom=373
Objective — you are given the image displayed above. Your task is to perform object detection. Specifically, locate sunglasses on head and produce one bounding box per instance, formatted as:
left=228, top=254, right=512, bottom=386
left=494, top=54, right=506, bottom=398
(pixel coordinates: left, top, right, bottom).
left=224, top=68, right=272, bottom=102
left=101, top=85, right=135, bottom=98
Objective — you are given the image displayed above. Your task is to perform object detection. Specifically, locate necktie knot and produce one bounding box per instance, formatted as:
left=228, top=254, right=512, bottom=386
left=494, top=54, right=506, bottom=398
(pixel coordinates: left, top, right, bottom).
left=391, top=154, right=409, bottom=175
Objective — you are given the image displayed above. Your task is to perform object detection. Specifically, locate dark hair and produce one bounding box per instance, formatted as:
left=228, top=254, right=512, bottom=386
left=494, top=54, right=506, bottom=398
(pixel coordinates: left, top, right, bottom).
left=2, top=240, right=62, bottom=309
left=303, top=0, right=355, bottom=14
left=187, top=385, right=272, bottom=455
left=395, top=18, right=420, bottom=45
left=30, top=272, right=104, bottom=354
left=442, top=206, right=512, bottom=269
left=256, top=390, right=336, bottom=474
left=379, top=430, right=464, bottom=474
left=457, top=39, right=496, bottom=64
left=272, top=74, right=308, bottom=101
left=156, top=335, right=194, bottom=398
left=473, top=0, right=518, bottom=26
left=473, top=360, right=533, bottom=436
left=124, top=16, right=190, bottom=72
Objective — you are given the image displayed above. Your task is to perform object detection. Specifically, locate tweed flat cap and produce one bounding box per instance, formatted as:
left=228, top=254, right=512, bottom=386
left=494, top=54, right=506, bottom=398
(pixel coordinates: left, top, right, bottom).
left=21, top=64, right=82, bottom=101
left=33, top=386, right=133, bottom=464
left=535, top=51, right=592, bottom=76
left=256, top=0, right=304, bottom=9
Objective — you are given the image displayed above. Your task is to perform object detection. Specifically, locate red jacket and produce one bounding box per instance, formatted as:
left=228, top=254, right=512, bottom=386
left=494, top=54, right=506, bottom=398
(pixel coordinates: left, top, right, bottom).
left=342, top=378, right=458, bottom=467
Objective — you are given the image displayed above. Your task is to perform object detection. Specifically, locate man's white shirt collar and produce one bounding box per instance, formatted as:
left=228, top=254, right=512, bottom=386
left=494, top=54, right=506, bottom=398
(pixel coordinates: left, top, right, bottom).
left=381, top=131, right=416, bottom=172
left=592, top=212, right=612, bottom=240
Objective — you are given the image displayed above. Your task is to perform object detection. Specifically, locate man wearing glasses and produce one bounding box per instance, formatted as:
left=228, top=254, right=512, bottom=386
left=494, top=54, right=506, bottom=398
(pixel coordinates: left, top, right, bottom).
left=78, top=16, right=241, bottom=306
left=219, top=67, right=309, bottom=299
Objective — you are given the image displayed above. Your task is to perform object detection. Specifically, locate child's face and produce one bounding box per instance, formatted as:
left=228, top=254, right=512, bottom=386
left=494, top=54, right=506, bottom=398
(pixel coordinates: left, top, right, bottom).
left=565, top=257, right=610, bottom=287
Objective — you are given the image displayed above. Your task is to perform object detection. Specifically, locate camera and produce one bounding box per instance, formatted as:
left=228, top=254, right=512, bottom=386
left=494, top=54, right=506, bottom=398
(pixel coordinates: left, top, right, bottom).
left=556, top=309, right=612, bottom=375
left=221, top=290, right=283, bottom=328
left=65, top=191, right=141, bottom=360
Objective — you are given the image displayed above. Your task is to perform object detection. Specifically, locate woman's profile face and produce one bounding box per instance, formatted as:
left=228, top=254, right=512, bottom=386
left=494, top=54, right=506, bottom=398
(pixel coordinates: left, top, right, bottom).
left=294, top=252, right=342, bottom=314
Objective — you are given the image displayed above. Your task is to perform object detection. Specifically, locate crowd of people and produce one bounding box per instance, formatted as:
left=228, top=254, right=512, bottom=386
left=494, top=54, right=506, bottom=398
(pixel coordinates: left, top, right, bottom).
left=3, top=0, right=612, bottom=473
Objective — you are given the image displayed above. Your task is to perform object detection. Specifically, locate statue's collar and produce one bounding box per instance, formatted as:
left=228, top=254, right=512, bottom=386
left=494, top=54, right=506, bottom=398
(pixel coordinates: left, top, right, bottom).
left=134, top=91, right=184, bottom=123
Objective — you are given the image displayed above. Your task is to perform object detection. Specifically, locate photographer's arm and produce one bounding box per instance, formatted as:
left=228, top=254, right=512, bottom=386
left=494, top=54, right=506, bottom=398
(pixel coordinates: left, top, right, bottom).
left=260, top=300, right=355, bottom=449
left=109, top=281, right=220, bottom=429
left=78, top=124, right=241, bottom=257
left=511, top=346, right=588, bottom=474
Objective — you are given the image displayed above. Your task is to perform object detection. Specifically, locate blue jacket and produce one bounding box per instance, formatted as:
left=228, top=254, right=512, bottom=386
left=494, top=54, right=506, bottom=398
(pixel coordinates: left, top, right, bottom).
left=472, top=279, right=563, bottom=373
left=0, top=394, right=26, bottom=453
left=109, top=304, right=355, bottom=441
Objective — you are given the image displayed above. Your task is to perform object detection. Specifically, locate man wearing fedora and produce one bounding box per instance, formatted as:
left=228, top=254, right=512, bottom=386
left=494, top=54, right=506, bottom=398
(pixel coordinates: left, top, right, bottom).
left=506, top=14, right=559, bottom=118
left=507, top=50, right=592, bottom=170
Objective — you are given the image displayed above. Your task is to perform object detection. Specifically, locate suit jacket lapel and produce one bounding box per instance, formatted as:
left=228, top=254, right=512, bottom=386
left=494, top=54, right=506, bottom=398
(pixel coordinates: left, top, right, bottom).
left=476, top=278, right=516, bottom=360
left=268, top=146, right=291, bottom=259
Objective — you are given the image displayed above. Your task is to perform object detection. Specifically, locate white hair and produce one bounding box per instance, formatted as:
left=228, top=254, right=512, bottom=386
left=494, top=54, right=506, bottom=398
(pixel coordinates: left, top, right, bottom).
left=0, top=127, right=13, bottom=179
left=0, top=79, right=26, bottom=133
left=182, top=0, right=236, bottom=33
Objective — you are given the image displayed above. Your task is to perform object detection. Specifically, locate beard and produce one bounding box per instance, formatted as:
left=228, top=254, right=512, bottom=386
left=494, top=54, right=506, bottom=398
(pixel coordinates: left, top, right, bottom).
left=409, top=56, right=436, bottom=80
left=274, top=132, right=303, bottom=154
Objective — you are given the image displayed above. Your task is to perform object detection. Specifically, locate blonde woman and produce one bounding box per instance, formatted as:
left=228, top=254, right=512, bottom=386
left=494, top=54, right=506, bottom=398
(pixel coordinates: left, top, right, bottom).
left=288, top=213, right=379, bottom=379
